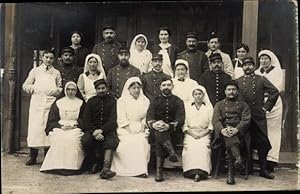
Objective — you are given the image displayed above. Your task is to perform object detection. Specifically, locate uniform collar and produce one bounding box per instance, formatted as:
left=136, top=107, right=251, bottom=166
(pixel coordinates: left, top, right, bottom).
left=260, top=66, right=275, bottom=74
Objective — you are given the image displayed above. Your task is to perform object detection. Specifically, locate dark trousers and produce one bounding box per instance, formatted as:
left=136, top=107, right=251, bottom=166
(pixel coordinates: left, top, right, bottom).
left=250, top=121, right=271, bottom=160
left=224, top=135, right=240, bottom=158
left=81, top=133, right=104, bottom=168
left=153, top=130, right=173, bottom=158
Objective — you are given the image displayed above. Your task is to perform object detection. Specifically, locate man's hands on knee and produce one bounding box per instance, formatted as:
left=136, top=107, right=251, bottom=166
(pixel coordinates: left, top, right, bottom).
left=93, top=129, right=104, bottom=141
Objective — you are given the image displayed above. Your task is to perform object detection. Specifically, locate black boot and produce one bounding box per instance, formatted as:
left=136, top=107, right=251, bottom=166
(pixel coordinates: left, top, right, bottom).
left=99, top=150, right=116, bottom=179
left=26, top=148, right=38, bottom=165
left=226, top=155, right=235, bottom=185
left=234, top=155, right=244, bottom=170
left=259, top=158, right=275, bottom=179
left=155, top=156, right=164, bottom=182
left=162, top=140, right=179, bottom=162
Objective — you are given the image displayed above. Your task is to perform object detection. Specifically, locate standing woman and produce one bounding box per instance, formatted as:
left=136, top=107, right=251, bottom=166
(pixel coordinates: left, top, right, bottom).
left=111, top=77, right=151, bottom=177
left=70, top=31, right=90, bottom=68
left=172, top=59, right=199, bottom=103
left=232, top=43, right=249, bottom=79
left=77, top=53, right=106, bottom=102
left=129, top=34, right=152, bottom=74
left=151, top=27, right=179, bottom=77
left=40, top=81, right=85, bottom=175
left=255, top=49, right=284, bottom=172
left=182, top=84, right=213, bottom=182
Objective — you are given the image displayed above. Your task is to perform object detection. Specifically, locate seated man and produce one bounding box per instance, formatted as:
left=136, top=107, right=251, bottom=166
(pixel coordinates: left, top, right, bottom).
left=212, top=80, right=251, bottom=185
left=146, top=77, right=185, bottom=182
left=81, top=79, right=119, bottom=179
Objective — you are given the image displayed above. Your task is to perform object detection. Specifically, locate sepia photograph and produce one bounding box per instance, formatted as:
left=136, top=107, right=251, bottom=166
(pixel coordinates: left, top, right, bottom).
left=1, top=0, right=299, bottom=192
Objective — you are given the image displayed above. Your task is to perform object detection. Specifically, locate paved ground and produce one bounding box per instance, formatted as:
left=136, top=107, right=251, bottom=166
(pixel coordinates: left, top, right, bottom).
left=1, top=151, right=299, bottom=193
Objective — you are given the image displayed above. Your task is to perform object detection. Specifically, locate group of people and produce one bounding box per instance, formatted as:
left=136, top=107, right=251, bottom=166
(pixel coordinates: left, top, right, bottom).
left=22, top=26, right=284, bottom=185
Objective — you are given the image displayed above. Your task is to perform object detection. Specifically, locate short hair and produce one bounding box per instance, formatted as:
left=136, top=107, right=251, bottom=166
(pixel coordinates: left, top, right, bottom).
left=236, top=43, right=249, bottom=53
left=159, top=77, right=173, bottom=86
left=43, top=49, right=55, bottom=56
left=158, top=27, right=172, bottom=36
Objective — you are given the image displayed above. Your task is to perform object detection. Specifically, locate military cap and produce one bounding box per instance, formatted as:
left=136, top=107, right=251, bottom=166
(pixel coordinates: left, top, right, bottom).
left=186, top=32, right=198, bottom=40
left=118, top=47, right=130, bottom=54
left=224, top=80, right=239, bottom=90
left=102, top=26, right=116, bottom=31
left=208, top=31, right=218, bottom=41
left=94, top=79, right=107, bottom=88
left=61, top=47, right=74, bottom=55
left=242, top=56, right=255, bottom=65
left=151, top=54, right=163, bottom=61
left=209, top=53, right=222, bottom=62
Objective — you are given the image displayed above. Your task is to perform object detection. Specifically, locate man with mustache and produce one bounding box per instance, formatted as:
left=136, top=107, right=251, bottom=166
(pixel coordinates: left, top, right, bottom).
left=177, top=32, right=209, bottom=82
left=205, top=32, right=234, bottom=79
left=212, top=80, right=251, bottom=185
left=81, top=79, right=119, bottom=179
left=141, top=54, right=171, bottom=101
left=146, top=78, right=185, bottom=182
left=199, top=53, right=232, bottom=106
left=92, top=26, right=121, bottom=74
left=55, top=47, right=83, bottom=99
left=106, top=47, right=141, bottom=98
left=236, top=57, right=279, bottom=179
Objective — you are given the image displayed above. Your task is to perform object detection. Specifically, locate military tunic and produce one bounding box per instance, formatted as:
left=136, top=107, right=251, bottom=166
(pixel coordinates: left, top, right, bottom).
left=199, top=71, right=231, bottom=106
left=146, top=94, right=185, bottom=157
left=177, top=50, right=209, bottom=82
left=81, top=94, right=119, bottom=166
left=236, top=74, right=279, bottom=154
left=106, top=64, right=141, bottom=99
left=92, top=41, right=121, bottom=74
left=212, top=97, right=251, bottom=152
left=140, top=70, right=171, bottom=101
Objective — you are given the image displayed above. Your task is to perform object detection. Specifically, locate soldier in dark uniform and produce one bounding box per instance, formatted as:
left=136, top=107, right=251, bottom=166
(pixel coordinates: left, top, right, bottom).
left=141, top=54, right=171, bottom=101
left=177, top=32, right=209, bottom=82
left=212, top=80, right=251, bottom=185
left=236, top=57, right=279, bottom=179
left=106, top=47, right=141, bottom=99
left=92, top=26, right=121, bottom=74
left=199, top=53, right=232, bottom=106
left=146, top=77, right=185, bottom=182
left=81, top=79, right=119, bottom=179
left=55, top=47, right=83, bottom=99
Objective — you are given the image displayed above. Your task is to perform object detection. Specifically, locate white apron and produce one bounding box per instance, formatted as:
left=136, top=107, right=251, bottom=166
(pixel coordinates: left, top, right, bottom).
left=111, top=87, right=150, bottom=176
left=27, top=72, right=57, bottom=147
left=182, top=103, right=213, bottom=174
left=40, top=99, right=84, bottom=171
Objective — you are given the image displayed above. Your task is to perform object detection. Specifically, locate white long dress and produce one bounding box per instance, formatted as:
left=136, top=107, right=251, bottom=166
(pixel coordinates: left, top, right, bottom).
left=111, top=81, right=150, bottom=176
left=172, top=78, right=199, bottom=103
left=256, top=58, right=284, bottom=163
left=40, top=97, right=84, bottom=171
left=22, top=64, right=62, bottom=147
left=182, top=102, right=213, bottom=174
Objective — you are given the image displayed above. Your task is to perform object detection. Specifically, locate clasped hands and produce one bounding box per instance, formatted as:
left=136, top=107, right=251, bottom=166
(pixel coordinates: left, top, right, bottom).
left=152, top=120, right=170, bottom=132
left=93, top=129, right=104, bottom=141
left=221, top=126, right=239, bottom=137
